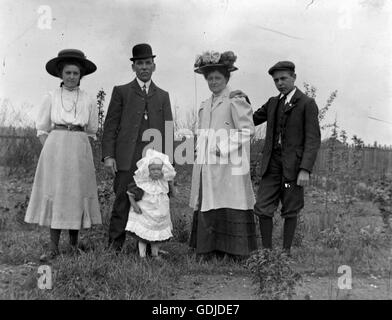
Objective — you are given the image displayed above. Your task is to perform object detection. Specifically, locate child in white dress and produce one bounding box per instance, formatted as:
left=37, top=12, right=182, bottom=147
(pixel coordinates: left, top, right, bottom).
left=125, top=149, right=176, bottom=258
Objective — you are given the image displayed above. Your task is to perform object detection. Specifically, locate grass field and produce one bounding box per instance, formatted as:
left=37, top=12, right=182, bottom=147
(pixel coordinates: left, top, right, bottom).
left=1, top=164, right=391, bottom=300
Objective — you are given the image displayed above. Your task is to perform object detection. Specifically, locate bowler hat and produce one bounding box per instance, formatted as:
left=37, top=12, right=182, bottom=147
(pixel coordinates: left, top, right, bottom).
left=268, top=61, right=295, bottom=75
left=130, top=43, right=156, bottom=61
left=45, top=49, right=97, bottom=78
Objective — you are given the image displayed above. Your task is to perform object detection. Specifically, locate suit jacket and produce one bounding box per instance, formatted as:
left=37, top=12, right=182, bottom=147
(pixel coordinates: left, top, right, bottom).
left=102, top=79, right=173, bottom=171
left=253, top=88, right=321, bottom=181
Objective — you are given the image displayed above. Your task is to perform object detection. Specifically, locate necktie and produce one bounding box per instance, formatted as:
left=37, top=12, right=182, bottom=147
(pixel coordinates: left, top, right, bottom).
left=276, top=95, right=287, bottom=147
left=142, top=84, right=148, bottom=120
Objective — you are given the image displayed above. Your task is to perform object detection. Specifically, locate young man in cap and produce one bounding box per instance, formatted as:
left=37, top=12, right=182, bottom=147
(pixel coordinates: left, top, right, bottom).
left=232, top=61, right=321, bottom=253
left=102, top=43, right=173, bottom=252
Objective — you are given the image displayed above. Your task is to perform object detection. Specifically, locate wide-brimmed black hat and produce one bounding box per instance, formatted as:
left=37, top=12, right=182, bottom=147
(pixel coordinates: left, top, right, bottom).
left=46, top=49, right=97, bottom=78
left=268, top=61, right=295, bottom=75
left=130, top=43, right=156, bottom=61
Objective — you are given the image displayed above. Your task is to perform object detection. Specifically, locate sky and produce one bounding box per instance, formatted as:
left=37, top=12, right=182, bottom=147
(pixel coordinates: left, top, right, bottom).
left=0, top=0, right=391, bottom=145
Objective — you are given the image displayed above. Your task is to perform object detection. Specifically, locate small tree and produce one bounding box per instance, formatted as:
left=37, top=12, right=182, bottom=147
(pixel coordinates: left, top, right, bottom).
left=96, top=89, right=106, bottom=140
left=91, top=89, right=108, bottom=182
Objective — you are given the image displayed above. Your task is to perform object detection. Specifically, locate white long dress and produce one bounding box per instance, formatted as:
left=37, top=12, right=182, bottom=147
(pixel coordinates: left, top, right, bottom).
left=125, top=178, right=173, bottom=242
left=24, top=86, right=102, bottom=229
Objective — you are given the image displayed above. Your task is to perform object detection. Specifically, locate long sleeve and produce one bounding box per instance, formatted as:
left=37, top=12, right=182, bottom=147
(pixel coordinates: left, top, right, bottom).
left=163, top=92, right=173, bottom=122
left=300, top=98, right=321, bottom=173
left=253, top=100, right=269, bottom=126
left=218, top=97, right=255, bottom=157
left=101, top=86, right=122, bottom=160
left=86, top=95, right=98, bottom=140
left=36, top=93, right=52, bottom=136
left=127, top=181, right=144, bottom=201
left=162, top=91, right=176, bottom=167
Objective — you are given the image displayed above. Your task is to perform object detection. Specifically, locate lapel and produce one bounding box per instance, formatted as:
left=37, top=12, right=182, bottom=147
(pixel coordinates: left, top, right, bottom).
left=211, top=87, right=229, bottom=112
left=127, top=79, right=145, bottom=116
left=269, top=96, right=280, bottom=122
left=130, top=78, right=157, bottom=98
left=130, top=79, right=144, bottom=97
left=284, top=88, right=303, bottom=113
left=147, top=81, right=157, bottom=98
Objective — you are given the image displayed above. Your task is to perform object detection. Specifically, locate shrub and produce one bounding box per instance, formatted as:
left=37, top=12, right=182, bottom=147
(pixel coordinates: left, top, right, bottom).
left=318, top=225, right=344, bottom=249
left=246, top=248, right=302, bottom=300
left=171, top=213, right=189, bottom=243
left=97, top=180, right=115, bottom=229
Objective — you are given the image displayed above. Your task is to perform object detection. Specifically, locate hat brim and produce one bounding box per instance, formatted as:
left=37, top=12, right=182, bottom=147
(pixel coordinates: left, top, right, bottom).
left=130, top=55, right=156, bottom=61
left=194, top=64, right=238, bottom=74
left=46, top=56, right=97, bottom=78
left=268, top=67, right=295, bottom=75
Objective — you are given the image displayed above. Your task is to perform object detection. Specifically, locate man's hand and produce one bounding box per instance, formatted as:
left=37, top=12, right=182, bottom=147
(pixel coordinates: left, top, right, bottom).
left=229, top=90, right=248, bottom=100
left=104, top=157, right=117, bottom=176
left=38, top=135, right=47, bottom=146
left=297, top=169, right=310, bottom=187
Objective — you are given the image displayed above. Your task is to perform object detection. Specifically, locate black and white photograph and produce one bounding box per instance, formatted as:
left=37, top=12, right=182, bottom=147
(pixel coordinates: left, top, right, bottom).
left=0, top=0, right=391, bottom=304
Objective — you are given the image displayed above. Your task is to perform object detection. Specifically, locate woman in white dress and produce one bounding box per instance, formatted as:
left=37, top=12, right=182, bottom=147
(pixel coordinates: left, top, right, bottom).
left=25, top=49, right=102, bottom=261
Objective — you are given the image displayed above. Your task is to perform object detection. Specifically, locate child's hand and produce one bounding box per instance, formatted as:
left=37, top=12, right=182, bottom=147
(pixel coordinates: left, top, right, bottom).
left=132, top=203, right=142, bottom=214
left=169, top=181, right=176, bottom=198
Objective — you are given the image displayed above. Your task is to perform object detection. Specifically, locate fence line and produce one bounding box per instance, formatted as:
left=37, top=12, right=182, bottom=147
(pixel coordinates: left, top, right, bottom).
left=312, top=145, right=392, bottom=177
left=1, top=131, right=392, bottom=177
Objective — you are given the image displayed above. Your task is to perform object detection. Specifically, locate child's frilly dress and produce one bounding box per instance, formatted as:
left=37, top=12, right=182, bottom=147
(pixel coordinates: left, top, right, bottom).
left=125, top=149, right=176, bottom=242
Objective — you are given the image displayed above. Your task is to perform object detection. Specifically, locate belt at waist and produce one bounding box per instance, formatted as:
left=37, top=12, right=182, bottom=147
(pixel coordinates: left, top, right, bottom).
left=53, top=124, right=85, bottom=132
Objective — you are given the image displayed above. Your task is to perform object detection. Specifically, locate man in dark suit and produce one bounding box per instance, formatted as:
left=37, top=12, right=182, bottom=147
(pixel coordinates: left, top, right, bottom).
left=232, top=61, right=321, bottom=252
left=253, top=61, right=321, bottom=252
left=102, top=43, right=173, bottom=251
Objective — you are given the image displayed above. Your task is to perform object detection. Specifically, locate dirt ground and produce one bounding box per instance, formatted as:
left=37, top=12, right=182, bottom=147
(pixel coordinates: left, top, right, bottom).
left=1, top=262, right=390, bottom=300
left=171, top=273, right=391, bottom=300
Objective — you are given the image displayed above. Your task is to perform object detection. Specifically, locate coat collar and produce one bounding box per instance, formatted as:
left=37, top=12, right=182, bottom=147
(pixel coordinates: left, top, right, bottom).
left=210, top=86, right=230, bottom=111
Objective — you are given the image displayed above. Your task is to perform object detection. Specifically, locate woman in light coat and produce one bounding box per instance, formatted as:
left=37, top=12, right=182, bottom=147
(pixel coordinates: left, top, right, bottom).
left=189, top=51, right=258, bottom=257
left=25, top=49, right=102, bottom=261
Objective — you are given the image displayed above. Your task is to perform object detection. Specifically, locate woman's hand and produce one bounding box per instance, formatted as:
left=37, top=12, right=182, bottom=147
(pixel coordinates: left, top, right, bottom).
left=104, top=157, right=117, bottom=177
left=215, top=145, right=221, bottom=157
left=209, top=144, right=221, bottom=157
left=38, top=135, right=47, bottom=146
left=229, top=90, right=248, bottom=100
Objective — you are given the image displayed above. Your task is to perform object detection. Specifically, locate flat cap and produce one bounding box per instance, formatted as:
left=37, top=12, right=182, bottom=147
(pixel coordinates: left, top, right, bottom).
left=268, top=61, right=295, bottom=75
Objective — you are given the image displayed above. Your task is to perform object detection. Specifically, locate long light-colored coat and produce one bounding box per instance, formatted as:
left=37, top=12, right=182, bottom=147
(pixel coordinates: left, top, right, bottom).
left=189, top=87, right=256, bottom=212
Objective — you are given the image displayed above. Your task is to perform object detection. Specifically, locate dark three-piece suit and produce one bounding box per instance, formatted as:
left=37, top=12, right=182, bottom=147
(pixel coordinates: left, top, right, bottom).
left=102, top=79, right=173, bottom=249
left=253, top=87, right=321, bottom=218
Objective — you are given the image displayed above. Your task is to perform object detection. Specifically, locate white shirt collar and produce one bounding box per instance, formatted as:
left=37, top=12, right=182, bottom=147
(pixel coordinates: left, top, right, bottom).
left=280, top=87, right=297, bottom=104
left=136, top=78, right=152, bottom=93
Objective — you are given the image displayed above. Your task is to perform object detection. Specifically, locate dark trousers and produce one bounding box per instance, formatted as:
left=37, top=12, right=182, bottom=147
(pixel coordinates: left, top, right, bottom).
left=108, top=127, right=149, bottom=250
left=254, top=149, right=304, bottom=218
left=108, top=170, right=134, bottom=250
left=254, top=149, right=303, bottom=250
